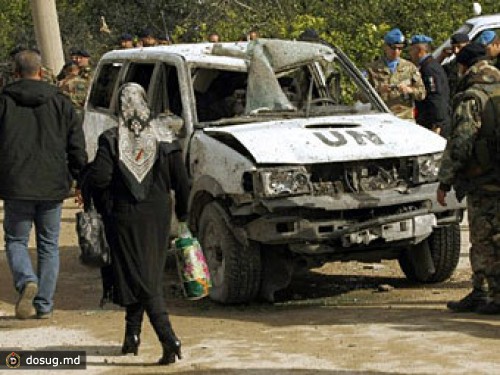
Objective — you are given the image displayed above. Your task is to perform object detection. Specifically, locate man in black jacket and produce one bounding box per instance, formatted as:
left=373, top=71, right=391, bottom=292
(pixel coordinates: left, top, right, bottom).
left=0, top=50, right=87, bottom=319
left=409, top=35, right=451, bottom=139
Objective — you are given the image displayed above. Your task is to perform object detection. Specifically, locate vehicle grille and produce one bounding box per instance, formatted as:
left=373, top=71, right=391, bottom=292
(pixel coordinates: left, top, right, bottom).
left=309, top=158, right=413, bottom=195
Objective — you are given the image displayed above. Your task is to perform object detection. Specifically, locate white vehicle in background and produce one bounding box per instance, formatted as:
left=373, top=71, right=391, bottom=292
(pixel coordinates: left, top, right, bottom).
left=83, top=39, right=465, bottom=304
left=433, top=13, right=500, bottom=63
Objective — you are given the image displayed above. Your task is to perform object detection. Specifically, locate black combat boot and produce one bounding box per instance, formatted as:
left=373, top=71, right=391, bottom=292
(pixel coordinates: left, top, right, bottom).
left=446, top=289, right=487, bottom=312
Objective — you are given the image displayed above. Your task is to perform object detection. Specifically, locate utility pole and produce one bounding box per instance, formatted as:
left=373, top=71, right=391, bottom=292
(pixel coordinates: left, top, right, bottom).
left=31, top=0, right=65, bottom=75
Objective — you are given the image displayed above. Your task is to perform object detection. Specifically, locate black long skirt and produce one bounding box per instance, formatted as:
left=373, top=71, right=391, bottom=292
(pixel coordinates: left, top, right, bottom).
left=107, top=198, right=171, bottom=306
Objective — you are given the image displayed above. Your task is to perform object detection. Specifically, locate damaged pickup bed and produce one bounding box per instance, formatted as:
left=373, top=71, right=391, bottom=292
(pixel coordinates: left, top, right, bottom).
left=84, top=38, right=465, bottom=304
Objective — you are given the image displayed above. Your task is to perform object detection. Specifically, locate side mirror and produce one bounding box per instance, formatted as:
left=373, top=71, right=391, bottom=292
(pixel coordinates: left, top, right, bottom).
left=157, top=113, right=186, bottom=138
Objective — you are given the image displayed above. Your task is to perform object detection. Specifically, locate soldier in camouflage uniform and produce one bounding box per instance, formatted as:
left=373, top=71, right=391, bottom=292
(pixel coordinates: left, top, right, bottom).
left=438, top=33, right=470, bottom=101
left=364, top=28, right=426, bottom=120
left=119, top=33, right=134, bottom=49
left=485, top=33, right=500, bottom=71
left=437, top=43, right=500, bottom=314
left=57, top=61, right=88, bottom=113
left=73, top=49, right=93, bottom=84
left=41, top=65, right=56, bottom=85
left=139, top=28, right=158, bottom=47
left=476, top=30, right=500, bottom=71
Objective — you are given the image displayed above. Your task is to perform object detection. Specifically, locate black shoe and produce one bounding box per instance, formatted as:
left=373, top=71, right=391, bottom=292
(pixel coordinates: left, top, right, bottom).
left=159, top=336, right=182, bottom=365
left=121, top=334, right=140, bottom=356
left=447, top=289, right=487, bottom=313
left=476, top=302, right=500, bottom=315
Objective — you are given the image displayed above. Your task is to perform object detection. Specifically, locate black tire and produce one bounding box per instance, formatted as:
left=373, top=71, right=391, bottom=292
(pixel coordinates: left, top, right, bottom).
left=399, top=223, right=461, bottom=283
left=198, top=202, right=261, bottom=304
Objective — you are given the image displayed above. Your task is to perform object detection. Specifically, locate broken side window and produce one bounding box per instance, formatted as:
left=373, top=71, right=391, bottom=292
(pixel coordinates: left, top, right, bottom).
left=88, top=62, right=122, bottom=110
left=192, top=68, right=247, bottom=122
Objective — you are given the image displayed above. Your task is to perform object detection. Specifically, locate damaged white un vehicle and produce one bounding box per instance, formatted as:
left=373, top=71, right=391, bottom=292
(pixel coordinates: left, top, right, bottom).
left=83, top=39, right=465, bottom=304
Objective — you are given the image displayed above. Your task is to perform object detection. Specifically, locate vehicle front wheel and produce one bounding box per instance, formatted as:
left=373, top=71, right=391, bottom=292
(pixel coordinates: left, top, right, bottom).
left=399, top=223, right=461, bottom=283
left=198, top=202, right=261, bottom=304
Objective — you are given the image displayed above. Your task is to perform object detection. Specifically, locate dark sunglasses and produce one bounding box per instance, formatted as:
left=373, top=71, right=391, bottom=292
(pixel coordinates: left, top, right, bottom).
left=389, top=45, right=405, bottom=51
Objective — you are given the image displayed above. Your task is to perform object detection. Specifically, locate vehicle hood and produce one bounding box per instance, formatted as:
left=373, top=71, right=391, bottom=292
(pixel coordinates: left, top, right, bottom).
left=204, top=114, right=446, bottom=164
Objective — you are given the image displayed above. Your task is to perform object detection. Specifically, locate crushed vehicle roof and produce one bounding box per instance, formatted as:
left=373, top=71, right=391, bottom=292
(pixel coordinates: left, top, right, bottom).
left=100, top=39, right=335, bottom=69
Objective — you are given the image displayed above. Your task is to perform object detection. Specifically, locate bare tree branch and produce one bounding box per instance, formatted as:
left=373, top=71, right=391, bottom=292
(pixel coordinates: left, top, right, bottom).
left=232, top=0, right=254, bottom=12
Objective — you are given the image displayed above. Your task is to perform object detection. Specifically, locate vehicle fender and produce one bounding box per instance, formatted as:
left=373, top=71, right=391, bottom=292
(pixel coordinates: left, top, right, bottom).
left=189, top=131, right=256, bottom=195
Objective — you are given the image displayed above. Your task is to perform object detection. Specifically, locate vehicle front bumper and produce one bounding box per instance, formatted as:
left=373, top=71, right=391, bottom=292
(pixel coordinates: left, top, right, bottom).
left=240, top=182, right=464, bottom=247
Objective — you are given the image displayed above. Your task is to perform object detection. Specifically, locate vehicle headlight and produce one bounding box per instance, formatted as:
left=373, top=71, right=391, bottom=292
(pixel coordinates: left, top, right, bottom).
left=414, top=153, right=442, bottom=183
left=256, top=167, right=311, bottom=197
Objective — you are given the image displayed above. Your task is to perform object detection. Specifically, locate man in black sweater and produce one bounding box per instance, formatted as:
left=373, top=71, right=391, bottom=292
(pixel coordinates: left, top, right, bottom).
left=0, top=50, right=87, bottom=319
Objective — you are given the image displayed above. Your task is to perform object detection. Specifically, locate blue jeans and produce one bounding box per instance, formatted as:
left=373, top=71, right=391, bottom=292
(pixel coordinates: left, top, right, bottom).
left=4, top=200, right=63, bottom=314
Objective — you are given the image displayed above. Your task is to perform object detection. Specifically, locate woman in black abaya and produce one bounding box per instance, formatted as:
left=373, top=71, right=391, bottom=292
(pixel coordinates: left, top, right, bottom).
left=85, top=83, right=189, bottom=365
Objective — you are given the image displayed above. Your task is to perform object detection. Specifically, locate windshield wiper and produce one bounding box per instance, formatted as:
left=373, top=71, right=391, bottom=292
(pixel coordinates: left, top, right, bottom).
left=249, top=107, right=296, bottom=115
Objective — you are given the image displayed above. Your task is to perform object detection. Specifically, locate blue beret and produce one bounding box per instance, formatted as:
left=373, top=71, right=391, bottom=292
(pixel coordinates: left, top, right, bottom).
left=476, top=30, right=496, bottom=46
left=384, top=28, right=405, bottom=45
left=410, top=35, right=433, bottom=45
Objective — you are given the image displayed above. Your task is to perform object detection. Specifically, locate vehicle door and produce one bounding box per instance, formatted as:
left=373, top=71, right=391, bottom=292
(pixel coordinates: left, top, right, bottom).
left=83, top=61, right=123, bottom=160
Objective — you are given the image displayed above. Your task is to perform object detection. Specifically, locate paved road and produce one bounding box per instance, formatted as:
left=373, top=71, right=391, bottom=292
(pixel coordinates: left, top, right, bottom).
left=2, top=202, right=492, bottom=375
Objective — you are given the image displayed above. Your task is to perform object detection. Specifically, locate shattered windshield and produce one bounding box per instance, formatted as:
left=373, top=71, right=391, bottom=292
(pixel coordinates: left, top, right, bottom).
left=192, top=39, right=383, bottom=125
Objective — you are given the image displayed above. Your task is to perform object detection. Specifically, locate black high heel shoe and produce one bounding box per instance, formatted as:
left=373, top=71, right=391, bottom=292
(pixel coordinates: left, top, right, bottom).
left=121, top=334, right=141, bottom=356
left=158, top=337, right=182, bottom=365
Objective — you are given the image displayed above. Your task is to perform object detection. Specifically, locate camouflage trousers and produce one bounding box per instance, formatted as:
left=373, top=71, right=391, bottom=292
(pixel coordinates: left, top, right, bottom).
left=467, top=193, right=500, bottom=302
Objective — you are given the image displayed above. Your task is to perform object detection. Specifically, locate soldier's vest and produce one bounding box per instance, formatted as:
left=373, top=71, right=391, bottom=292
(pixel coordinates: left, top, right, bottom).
left=465, top=83, right=500, bottom=181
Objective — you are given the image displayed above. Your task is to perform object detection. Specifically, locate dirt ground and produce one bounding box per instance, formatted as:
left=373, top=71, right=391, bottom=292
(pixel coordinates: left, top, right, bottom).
left=1, top=201, right=500, bottom=375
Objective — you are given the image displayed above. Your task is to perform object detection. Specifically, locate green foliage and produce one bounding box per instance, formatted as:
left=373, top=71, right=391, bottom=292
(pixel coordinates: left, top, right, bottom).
left=0, top=0, right=499, bottom=69
left=0, top=0, right=33, bottom=57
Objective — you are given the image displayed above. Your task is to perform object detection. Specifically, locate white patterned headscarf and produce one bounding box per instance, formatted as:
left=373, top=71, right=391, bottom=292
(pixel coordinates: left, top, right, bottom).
left=117, top=83, right=157, bottom=184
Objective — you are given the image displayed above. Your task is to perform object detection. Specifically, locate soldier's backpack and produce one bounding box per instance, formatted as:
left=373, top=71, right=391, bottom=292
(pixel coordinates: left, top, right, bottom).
left=464, top=83, right=500, bottom=172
